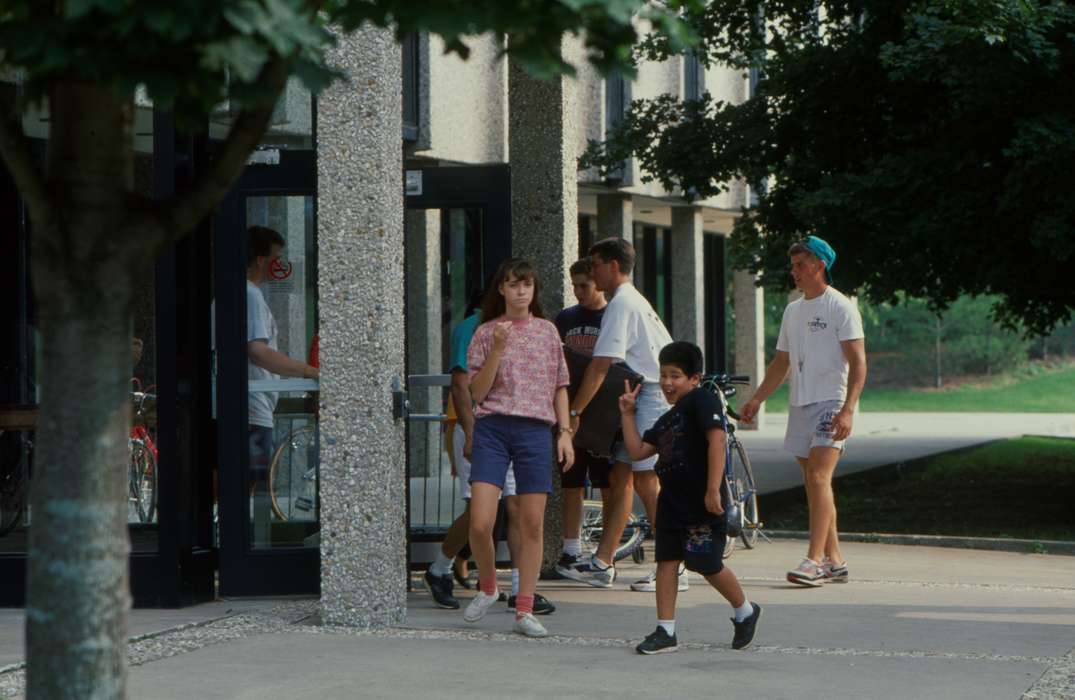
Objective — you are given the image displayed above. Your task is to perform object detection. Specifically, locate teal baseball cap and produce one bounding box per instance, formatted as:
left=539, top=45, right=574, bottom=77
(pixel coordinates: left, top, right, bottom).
left=800, top=235, right=836, bottom=284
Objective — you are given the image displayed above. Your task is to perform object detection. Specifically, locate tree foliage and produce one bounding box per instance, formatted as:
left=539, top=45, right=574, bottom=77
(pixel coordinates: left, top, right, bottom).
left=581, top=0, right=1075, bottom=334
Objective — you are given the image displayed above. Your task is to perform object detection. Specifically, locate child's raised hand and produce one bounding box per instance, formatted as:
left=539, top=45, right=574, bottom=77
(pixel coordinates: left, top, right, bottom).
left=618, top=380, right=641, bottom=414
left=492, top=321, right=512, bottom=352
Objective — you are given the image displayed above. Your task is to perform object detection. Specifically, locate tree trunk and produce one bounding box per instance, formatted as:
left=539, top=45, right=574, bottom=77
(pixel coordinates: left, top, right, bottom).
left=934, top=315, right=943, bottom=389
left=26, top=81, right=138, bottom=700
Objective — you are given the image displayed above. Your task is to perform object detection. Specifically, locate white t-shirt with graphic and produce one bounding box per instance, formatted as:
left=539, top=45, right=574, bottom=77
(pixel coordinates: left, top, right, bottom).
left=592, top=282, right=673, bottom=384
left=247, top=280, right=279, bottom=428
left=776, top=286, right=864, bottom=407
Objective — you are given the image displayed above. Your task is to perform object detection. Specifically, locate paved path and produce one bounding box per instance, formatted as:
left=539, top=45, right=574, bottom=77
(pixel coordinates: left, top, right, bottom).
left=744, top=412, right=1075, bottom=493
left=3, top=540, right=1073, bottom=699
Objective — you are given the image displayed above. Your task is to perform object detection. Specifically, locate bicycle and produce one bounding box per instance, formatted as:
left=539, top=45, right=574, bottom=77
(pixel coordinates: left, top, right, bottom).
left=699, top=373, right=764, bottom=558
left=128, top=391, right=158, bottom=524
left=267, top=422, right=319, bottom=522
left=0, top=407, right=34, bottom=537
left=579, top=498, right=648, bottom=564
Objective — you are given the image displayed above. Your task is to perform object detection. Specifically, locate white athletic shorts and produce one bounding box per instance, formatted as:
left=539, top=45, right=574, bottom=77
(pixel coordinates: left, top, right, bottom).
left=612, top=382, right=670, bottom=472
left=453, top=423, right=516, bottom=499
left=784, top=399, right=847, bottom=460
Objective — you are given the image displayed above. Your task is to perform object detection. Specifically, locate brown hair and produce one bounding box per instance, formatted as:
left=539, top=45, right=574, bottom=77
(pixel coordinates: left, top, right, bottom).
left=480, top=258, right=545, bottom=323
left=569, top=258, right=594, bottom=277
left=247, top=226, right=285, bottom=267
left=588, top=237, right=635, bottom=275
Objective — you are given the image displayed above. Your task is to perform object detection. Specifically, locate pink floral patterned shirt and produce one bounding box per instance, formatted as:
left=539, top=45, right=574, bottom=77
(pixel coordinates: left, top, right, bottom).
left=467, top=315, right=570, bottom=425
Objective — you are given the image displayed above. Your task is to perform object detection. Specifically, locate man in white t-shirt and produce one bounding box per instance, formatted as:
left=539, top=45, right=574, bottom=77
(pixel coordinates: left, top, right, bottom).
left=561, top=237, right=685, bottom=593
left=740, top=236, right=866, bottom=587
left=244, top=227, right=319, bottom=515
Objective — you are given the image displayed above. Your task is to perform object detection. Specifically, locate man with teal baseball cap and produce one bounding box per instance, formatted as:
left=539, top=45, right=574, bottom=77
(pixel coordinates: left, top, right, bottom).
left=740, top=235, right=867, bottom=587
left=799, top=235, right=836, bottom=284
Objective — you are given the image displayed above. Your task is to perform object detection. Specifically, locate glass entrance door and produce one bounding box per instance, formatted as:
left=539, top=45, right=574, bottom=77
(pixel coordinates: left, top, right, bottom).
left=212, top=150, right=319, bottom=596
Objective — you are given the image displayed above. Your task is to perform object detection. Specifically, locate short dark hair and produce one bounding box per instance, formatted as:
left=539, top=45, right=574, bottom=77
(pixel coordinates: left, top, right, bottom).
left=569, top=258, right=594, bottom=277
left=658, top=341, right=705, bottom=377
left=588, top=237, right=635, bottom=275
left=247, top=226, right=285, bottom=267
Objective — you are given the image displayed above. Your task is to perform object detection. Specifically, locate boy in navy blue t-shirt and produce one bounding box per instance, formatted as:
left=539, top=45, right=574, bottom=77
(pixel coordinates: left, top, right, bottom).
left=619, top=341, right=762, bottom=654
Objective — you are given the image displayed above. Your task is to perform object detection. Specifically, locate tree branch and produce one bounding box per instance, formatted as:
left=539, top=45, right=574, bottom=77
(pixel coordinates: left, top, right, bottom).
left=157, top=55, right=291, bottom=241
left=0, top=106, right=55, bottom=233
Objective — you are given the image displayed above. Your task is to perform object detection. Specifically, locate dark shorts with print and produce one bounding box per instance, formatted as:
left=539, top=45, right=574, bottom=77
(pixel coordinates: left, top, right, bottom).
left=655, top=521, right=727, bottom=576
left=560, top=449, right=612, bottom=489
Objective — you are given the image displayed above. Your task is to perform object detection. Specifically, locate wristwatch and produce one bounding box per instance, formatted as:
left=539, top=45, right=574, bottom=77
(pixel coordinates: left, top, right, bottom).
left=569, top=409, right=580, bottom=418
left=558, top=426, right=575, bottom=435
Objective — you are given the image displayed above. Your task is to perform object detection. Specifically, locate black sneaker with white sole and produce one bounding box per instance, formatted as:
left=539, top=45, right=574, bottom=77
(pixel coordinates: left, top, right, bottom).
left=731, top=602, right=762, bottom=650
left=506, top=593, right=556, bottom=615
left=424, top=570, right=459, bottom=610
left=636, top=626, right=678, bottom=655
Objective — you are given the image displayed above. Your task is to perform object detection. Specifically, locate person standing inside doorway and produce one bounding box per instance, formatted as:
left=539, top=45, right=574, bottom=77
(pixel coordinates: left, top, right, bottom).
left=564, top=238, right=683, bottom=593
left=740, top=236, right=866, bottom=586
left=244, top=226, right=320, bottom=544
left=553, top=258, right=610, bottom=575
left=463, top=258, right=574, bottom=637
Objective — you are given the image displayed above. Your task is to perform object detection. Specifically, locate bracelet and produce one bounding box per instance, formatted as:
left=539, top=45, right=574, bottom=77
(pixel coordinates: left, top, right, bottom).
left=558, top=426, right=575, bottom=435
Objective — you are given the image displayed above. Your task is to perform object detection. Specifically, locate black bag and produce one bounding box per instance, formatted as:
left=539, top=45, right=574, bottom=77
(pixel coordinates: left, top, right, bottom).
left=563, top=346, right=643, bottom=459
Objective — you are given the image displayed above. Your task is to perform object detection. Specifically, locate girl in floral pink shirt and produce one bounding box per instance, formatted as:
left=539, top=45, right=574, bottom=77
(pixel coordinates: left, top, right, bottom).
left=462, top=258, right=574, bottom=637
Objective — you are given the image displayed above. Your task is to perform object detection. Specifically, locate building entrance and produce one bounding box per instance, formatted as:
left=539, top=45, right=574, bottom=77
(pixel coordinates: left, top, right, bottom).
left=402, top=165, right=511, bottom=566
left=212, top=149, right=320, bottom=596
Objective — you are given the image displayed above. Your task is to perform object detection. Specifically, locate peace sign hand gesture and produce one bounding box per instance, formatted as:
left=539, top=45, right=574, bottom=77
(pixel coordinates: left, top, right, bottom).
left=618, top=380, right=641, bottom=415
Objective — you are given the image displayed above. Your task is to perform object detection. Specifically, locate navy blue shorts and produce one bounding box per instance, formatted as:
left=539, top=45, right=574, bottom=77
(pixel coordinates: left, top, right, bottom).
left=655, top=522, right=727, bottom=576
left=470, top=415, right=553, bottom=495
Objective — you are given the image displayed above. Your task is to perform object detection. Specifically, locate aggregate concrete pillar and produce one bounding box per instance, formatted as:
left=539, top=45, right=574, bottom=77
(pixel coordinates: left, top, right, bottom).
left=670, top=206, right=705, bottom=347
left=596, top=192, right=633, bottom=240
left=734, top=270, right=766, bottom=429
left=508, top=37, right=582, bottom=569
left=405, top=209, right=442, bottom=477
left=318, top=25, right=406, bottom=627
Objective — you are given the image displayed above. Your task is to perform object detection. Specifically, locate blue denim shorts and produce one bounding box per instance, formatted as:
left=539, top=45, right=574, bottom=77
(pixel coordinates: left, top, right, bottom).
left=470, top=415, right=554, bottom=495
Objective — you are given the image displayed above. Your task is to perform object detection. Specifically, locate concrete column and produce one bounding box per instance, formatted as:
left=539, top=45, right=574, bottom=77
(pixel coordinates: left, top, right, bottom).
left=318, top=25, right=406, bottom=628
left=670, top=206, right=705, bottom=347
left=734, top=270, right=766, bottom=429
left=508, top=37, right=582, bottom=569
left=404, top=209, right=442, bottom=477
left=596, top=192, right=633, bottom=240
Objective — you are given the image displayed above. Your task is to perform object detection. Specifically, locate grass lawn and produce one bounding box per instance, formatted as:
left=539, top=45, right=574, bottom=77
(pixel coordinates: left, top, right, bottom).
left=752, top=363, right=1075, bottom=413
left=762, top=436, right=1075, bottom=542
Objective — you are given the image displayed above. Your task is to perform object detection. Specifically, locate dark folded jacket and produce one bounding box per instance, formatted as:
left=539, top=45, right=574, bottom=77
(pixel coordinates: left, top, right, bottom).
left=563, top=346, right=643, bottom=458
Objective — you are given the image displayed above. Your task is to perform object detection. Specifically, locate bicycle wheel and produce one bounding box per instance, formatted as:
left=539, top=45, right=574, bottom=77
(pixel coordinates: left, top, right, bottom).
left=269, top=426, right=318, bottom=522
left=730, top=439, right=760, bottom=549
left=580, top=499, right=646, bottom=563
left=723, top=480, right=740, bottom=559
left=128, top=441, right=157, bottom=523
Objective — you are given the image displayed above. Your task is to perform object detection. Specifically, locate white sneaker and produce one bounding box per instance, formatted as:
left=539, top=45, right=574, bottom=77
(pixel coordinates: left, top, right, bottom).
left=578, top=554, right=615, bottom=588
left=630, top=567, right=690, bottom=592
left=513, top=612, right=548, bottom=637
left=463, top=591, right=500, bottom=622
left=786, top=558, right=824, bottom=587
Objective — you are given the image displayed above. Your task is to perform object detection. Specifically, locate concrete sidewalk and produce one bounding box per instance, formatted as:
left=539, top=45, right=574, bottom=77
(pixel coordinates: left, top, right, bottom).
left=3, top=539, right=1073, bottom=699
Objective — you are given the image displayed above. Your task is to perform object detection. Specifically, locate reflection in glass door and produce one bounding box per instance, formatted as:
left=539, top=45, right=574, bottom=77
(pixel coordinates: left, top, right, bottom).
left=244, top=195, right=319, bottom=551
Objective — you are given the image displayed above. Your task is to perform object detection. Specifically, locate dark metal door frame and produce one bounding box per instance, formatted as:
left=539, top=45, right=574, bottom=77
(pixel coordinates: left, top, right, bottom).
left=403, top=164, right=511, bottom=570
left=214, top=149, right=319, bottom=596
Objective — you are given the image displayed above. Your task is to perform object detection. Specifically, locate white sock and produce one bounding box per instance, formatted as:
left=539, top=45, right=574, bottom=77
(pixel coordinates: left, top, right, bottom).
left=563, top=538, right=581, bottom=556
left=733, top=600, right=754, bottom=623
left=591, top=554, right=611, bottom=571
left=511, top=569, right=520, bottom=596
left=658, top=619, right=676, bottom=636
left=430, top=550, right=454, bottom=577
